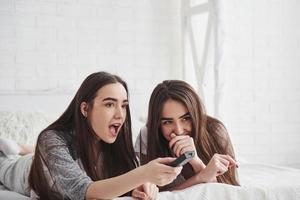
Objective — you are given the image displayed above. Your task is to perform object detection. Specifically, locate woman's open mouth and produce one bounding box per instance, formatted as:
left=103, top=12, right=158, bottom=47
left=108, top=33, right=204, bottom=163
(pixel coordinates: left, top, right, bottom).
left=109, top=123, right=121, bottom=137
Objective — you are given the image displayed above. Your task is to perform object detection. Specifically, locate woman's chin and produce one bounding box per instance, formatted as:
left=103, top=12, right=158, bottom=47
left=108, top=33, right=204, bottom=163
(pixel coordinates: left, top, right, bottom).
left=102, top=137, right=116, bottom=144
left=104, top=134, right=118, bottom=144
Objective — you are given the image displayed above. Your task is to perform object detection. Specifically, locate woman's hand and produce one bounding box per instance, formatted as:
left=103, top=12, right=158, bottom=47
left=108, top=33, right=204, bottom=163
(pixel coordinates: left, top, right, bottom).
left=168, top=133, right=206, bottom=172
left=132, top=182, right=158, bottom=200
left=197, top=154, right=238, bottom=183
left=141, top=157, right=182, bottom=186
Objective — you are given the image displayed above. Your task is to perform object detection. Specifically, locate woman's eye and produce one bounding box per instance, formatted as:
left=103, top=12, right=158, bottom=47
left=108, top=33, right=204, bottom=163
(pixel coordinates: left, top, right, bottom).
left=105, top=103, right=114, bottom=108
left=122, top=104, right=128, bottom=109
left=182, top=116, right=191, bottom=122
left=162, top=121, right=172, bottom=125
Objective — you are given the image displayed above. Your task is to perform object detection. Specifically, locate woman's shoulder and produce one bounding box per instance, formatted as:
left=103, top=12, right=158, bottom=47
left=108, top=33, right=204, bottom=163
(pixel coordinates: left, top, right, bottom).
left=206, top=116, right=226, bottom=130
left=38, top=129, right=73, bottom=147
left=206, top=116, right=236, bottom=157
left=206, top=116, right=228, bottom=138
left=37, top=129, right=77, bottom=159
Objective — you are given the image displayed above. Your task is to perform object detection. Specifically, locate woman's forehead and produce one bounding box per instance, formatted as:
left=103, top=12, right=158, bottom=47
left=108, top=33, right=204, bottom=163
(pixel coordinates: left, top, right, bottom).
left=161, top=99, right=188, bottom=118
left=95, top=83, right=127, bottom=100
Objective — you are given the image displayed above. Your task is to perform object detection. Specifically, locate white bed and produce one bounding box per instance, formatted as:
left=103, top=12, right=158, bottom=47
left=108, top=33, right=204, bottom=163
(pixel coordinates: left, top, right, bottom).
left=119, top=162, right=300, bottom=199
left=1, top=111, right=300, bottom=199
left=1, top=162, right=300, bottom=200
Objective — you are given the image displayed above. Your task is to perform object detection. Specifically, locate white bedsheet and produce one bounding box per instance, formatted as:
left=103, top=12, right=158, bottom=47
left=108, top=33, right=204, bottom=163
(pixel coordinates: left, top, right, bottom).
left=116, top=162, right=300, bottom=200
left=0, top=185, right=30, bottom=200
left=1, top=162, right=300, bottom=200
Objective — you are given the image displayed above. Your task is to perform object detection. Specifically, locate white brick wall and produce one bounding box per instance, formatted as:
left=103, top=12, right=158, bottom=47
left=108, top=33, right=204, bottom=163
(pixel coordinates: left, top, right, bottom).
left=0, top=0, right=182, bottom=128
left=222, top=0, right=300, bottom=168
left=1, top=0, right=299, bottom=168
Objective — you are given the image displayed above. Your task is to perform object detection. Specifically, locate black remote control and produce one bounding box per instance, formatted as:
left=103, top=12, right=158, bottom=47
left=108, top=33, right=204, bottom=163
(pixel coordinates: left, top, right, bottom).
left=168, top=151, right=195, bottom=167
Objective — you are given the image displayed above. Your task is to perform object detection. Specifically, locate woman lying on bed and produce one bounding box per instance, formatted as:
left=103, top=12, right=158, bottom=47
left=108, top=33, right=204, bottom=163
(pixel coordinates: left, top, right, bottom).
left=135, top=80, right=240, bottom=191
left=0, top=72, right=182, bottom=200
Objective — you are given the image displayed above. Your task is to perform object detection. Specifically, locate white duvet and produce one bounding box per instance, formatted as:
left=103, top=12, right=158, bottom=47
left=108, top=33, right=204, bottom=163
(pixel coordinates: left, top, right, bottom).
left=155, top=183, right=298, bottom=200
left=116, top=162, right=300, bottom=200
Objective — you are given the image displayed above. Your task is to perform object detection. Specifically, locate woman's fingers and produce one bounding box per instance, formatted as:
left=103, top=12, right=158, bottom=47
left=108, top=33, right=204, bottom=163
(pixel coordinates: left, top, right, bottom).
left=205, top=154, right=228, bottom=176
left=148, top=157, right=183, bottom=186
left=170, top=136, right=195, bottom=157
left=155, top=157, right=183, bottom=171
left=143, top=183, right=150, bottom=197
left=179, top=146, right=194, bottom=156
left=219, top=154, right=238, bottom=168
left=174, top=143, right=190, bottom=157
left=216, top=163, right=229, bottom=175
left=172, top=137, right=189, bottom=149
left=133, top=183, right=159, bottom=200
left=155, top=157, right=176, bottom=164
left=132, top=188, right=147, bottom=199
left=199, top=154, right=237, bottom=182
left=209, top=154, right=238, bottom=176
left=216, top=156, right=230, bottom=168
left=149, top=184, right=159, bottom=200
left=168, top=135, right=189, bottom=149
left=212, top=154, right=237, bottom=168
left=154, top=186, right=159, bottom=199
left=142, top=183, right=158, bottom=200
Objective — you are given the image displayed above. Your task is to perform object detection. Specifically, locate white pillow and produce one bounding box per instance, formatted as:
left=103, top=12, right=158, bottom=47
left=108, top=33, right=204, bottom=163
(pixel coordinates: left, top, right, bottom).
left=0, top=111, right=148, bottom=146
left=0, top=111, right=54, bottom=145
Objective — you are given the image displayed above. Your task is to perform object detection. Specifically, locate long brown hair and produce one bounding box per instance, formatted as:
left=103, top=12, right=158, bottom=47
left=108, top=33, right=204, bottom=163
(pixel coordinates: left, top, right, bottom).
left=28, top=72, right=138, bottom=199
left=146, top=80, right=239, bottom=186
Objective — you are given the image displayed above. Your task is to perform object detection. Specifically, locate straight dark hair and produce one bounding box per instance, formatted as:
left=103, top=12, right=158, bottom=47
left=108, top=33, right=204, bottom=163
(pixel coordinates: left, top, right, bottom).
left=28, top=72, right=138, bottom=199
left=145, top=80, right=239, bottom=186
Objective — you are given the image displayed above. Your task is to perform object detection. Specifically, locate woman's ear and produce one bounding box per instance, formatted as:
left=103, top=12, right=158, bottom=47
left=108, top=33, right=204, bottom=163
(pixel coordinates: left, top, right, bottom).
left=80, top=102, right=88, bottom=117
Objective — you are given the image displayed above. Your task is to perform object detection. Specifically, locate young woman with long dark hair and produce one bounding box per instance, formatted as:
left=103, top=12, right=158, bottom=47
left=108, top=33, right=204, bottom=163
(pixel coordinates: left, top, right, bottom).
left=0, top=72, right=182, bottom=200
left=135, top=80, right=239, bottom=191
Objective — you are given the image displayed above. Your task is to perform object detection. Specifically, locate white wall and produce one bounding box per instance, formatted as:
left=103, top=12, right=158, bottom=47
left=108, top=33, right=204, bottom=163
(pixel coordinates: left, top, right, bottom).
left=0, top=0, right=182, bottom=133
left=1, top=0, right=299, bottom=168
left=221, top=0, right=300, bottom=168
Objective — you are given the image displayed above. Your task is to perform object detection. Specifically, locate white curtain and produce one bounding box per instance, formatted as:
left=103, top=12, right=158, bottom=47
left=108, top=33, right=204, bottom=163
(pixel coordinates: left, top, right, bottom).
left=212, top=0, right=225, bottom=119
left=182, top=0, right=225, bottom=119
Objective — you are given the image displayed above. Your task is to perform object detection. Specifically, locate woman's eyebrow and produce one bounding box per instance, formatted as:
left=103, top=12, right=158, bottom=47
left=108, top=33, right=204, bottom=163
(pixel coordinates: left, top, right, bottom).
left=179, top=112, right=190, bottom=119
left=161, top=117, right=173, bottom=121
left=161, top=112, right=190, bottom=121
left=102, top=97, right=128, bottom=103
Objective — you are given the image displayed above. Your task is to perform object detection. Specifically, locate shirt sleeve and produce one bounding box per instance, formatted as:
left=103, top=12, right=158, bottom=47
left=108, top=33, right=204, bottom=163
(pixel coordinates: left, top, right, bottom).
left=38, top=130, right=93, bottom=200
left=134, top=126, right=148, bottom=156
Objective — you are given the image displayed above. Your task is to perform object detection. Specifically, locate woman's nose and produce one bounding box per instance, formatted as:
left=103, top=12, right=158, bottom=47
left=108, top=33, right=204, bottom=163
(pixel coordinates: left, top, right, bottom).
left=114, top=106, right=124, bottom=119
left=173, top=122, right=183, bottom=135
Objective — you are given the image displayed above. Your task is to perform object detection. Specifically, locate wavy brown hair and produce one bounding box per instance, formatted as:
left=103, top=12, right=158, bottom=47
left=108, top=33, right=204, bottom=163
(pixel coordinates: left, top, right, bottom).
left=145, top=80, right=239, bottom=186
left=28, top=72, right=138, bottom=199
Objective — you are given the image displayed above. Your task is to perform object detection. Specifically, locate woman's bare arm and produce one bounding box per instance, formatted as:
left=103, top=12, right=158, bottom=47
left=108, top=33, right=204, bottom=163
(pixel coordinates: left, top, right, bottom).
left=86, top=166, right=146, bottom=199
left=86, top=157, right=182, bottom=199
